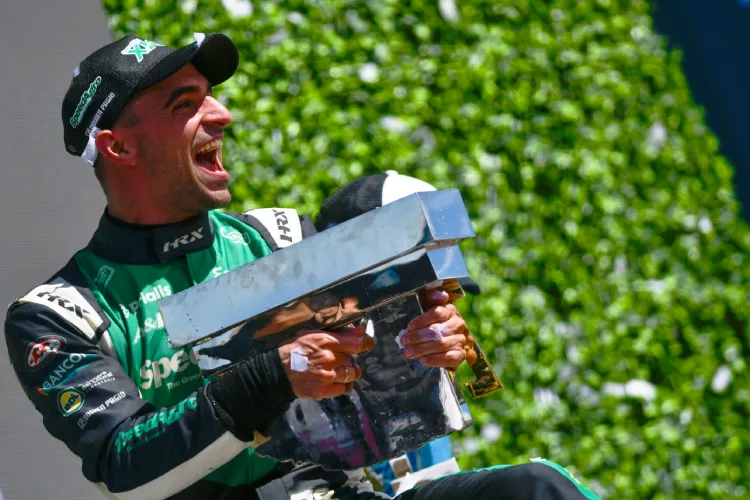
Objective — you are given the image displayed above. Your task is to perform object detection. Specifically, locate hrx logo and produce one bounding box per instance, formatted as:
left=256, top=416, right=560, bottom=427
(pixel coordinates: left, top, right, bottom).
left=163, top=227, right=204, bottom=253
left=273, top=209, right=293, bottom=243
left=36, top=290, right=93, bottom=320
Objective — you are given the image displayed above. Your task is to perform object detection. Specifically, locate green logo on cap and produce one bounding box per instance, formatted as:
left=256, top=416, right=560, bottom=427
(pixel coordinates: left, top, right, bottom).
left=121, top=38, right=163, bottom=63
left=70, top=76, right=102, bottom=128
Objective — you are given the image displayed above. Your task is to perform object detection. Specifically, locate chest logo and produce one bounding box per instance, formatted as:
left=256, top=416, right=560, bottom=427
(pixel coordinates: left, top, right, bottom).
left=163, top=227, right=204, bottom=253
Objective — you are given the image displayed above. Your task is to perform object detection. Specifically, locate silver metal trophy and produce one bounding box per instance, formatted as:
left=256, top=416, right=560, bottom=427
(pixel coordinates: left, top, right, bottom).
left=158, top=189, right=502, bottom=470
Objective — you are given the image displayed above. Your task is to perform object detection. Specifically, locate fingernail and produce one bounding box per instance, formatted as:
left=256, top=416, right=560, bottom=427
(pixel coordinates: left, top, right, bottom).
left=404, top=348, right=414, bottom=357
left=429, top=290, right=448, bottom=301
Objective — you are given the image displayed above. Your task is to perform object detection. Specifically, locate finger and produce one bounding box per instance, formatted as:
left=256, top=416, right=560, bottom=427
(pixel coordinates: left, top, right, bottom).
left=407, top=303, right=458, bottom=332
left=424, top=289, right=450, bottom=305
left=401, top=316, right=465, bottom=347
left=315, top=380, right=357, bottom=400
left=332, top=364, right=362, bottom=384
left=465, top=345, right=479, bottom=366
left=360, top=332, right=375, bottom=353
left=312, top=350, right=351, bottom=369
left=417, top=349, right=466, bottom=369
left=310, top=367, right=338, bottom=383
left=403, top=333, right=467, bottom=360
left=463, top=333, right=478, bottom=366
left=324, top=325, right=373, bottom=355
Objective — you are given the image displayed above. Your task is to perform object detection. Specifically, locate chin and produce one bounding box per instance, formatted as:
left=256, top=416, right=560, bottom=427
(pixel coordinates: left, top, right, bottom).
left=203, top=189, right=232, bottom=209
left=187, top=161, right=231, bottom=209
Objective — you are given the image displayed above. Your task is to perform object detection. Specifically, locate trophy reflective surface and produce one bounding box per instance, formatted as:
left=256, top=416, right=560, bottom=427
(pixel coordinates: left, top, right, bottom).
left=158, top=189, right=502, bottom=469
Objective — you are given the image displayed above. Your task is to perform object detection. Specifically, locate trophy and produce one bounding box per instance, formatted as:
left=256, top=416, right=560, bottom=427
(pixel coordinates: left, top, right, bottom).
left=158, top=189, right=502, bottom=470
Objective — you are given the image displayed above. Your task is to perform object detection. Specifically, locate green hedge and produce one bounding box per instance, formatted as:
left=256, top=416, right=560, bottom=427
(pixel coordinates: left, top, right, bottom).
left=103, top=0, right=750, bottom=497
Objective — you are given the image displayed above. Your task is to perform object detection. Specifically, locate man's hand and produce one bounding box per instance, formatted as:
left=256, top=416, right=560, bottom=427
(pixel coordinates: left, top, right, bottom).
left=400, top=289, right=475, bottom=370
left=278, top=324, right=374, bottom=400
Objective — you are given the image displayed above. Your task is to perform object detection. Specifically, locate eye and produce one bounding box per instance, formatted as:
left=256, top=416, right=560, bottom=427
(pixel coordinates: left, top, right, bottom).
left=174, top=100, right=195, bottom=112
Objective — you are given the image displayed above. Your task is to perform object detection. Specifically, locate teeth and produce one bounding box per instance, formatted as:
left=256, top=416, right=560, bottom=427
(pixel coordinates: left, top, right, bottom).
left=196, top=138, right=222, bottom=155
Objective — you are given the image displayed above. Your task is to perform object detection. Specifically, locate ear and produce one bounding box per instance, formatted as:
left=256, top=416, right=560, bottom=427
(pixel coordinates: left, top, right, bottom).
left=95, top=129, right=137, bottom=167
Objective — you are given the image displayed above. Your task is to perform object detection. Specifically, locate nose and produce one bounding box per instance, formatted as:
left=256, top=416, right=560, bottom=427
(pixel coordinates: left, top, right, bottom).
left=202, top=95, right=232, bottom=129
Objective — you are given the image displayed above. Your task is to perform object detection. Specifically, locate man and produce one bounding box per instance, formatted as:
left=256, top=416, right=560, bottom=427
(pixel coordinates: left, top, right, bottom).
left=4, top=33, right=600, bottom=499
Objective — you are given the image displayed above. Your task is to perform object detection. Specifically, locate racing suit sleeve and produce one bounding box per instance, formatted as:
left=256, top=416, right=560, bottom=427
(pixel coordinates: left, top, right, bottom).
left=4, top=301, right=295, bottom=500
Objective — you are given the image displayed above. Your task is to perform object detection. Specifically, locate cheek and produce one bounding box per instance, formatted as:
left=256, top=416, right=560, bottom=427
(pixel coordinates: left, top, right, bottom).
left=178, top=147, right=195, bottom=166
left=137, top=120, right=198, bottom=174
left=158, top=140, right=192, bottom=167
left=181, top=125, right=201, bottom=164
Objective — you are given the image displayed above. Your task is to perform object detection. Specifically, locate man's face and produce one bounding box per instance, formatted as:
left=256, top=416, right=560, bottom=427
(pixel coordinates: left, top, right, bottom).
left=118, top=64, right=233, bottom=216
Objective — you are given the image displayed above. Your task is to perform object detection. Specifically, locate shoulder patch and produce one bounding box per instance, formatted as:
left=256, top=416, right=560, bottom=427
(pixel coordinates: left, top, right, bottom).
left=243, top=208, right=302, bottom=249
left=18, top=280, right=105, bottom=343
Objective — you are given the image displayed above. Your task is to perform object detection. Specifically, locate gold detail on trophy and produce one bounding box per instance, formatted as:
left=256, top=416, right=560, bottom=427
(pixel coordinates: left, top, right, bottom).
left=464, top=343, right=503, bottom=398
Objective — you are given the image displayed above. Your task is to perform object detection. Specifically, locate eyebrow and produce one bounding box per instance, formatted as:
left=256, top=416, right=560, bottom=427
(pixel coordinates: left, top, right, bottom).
left=162, top=84, right=212, bottom=110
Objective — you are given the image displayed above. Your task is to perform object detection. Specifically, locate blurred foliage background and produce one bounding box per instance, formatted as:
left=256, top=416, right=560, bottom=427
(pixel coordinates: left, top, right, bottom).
left=102, top=0, right=750, bottom=497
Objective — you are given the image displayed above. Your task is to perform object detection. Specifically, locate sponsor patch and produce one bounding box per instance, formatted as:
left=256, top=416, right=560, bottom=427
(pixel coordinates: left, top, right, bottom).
left=219, top=226, right=247, bottom=245
left=19, top=282, right=104, bottom=343
left=79, top=371, right=115, bottom=393
left=95, top=265, right=115, bottom=289
left=58, top=387, right=85, bottom=416
left=122, top=284, right=172, bottom=317
left=25, top=336, right=64, bottom=371
left=143, top=313, right=165, bottom=334
left=115, top=397, right=197, bottom=452
left=162, top=227, right=204, bottom=253
left=36, top=352, right=94, bottom=396
left=70, top=76, right=102, bottom=128
left=140, top=349, right=199, bottom=390
left=86, top=91, right=115, bottom=137
left=77, top=390, right=126, bottom=430
left=244, top=208, right=302, bottom=249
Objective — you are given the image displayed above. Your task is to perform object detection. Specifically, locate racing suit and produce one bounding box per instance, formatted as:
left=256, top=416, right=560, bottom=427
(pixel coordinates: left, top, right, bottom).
left=4, top=208, right=602, bottom=500
left=3, top=208, right=324, bottom=499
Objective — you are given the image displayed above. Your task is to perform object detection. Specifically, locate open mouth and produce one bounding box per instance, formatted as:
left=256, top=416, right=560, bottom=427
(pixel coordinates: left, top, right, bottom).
left=194, top=138, right=226, bottom=176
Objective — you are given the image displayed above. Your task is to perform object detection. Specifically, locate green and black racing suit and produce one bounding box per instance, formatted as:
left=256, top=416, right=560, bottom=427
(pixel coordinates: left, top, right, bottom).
left=3, top=208, right=334, bottom=499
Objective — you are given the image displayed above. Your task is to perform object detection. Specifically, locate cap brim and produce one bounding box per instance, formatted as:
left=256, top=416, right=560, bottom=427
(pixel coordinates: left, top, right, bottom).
left=458, top=277, right=481, bottom=295
left=137, top=34, right=239, bottom=92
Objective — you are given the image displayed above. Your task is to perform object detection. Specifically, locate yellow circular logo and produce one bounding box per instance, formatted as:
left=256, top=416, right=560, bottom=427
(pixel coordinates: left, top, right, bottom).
left=57, top=388, right=84, bottom=416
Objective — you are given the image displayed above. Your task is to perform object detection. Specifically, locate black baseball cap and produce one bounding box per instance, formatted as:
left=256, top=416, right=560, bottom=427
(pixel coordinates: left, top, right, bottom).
left=62, top=32, right=239, bottom=166
left=315, top=171, right=482, bottom=295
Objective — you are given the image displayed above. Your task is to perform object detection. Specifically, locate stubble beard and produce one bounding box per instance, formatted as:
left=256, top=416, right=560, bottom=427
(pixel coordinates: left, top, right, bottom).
left=175, top=159, right=232, bottom=214
left=152, top=153, right=232, bottom=218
